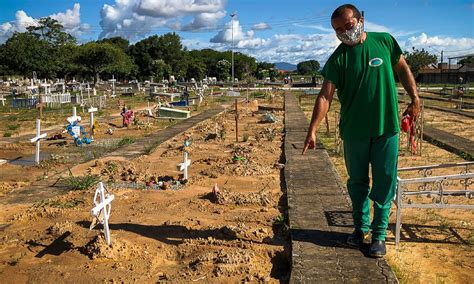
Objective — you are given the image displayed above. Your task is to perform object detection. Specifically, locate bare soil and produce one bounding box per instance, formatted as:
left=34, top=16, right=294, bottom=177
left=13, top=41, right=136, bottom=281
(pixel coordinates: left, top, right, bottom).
left=0, top=94, right=290, bottom=283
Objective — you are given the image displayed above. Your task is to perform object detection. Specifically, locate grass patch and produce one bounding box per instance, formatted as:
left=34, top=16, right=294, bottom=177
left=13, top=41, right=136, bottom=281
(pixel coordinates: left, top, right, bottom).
left=6, top=124, right=20, bottom=131
left=34, top=198, right=85, bottom=209
left=118, top=136, right=135, bottom=146
left=61, top=169, right=100, bottom=190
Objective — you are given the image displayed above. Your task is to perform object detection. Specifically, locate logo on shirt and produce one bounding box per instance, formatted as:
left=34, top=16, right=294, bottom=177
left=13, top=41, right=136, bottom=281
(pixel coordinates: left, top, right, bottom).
left=369, top=58, right=383, bottom=67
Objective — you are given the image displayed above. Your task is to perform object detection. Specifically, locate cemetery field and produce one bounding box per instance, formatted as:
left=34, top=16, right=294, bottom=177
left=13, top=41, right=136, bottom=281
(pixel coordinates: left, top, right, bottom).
left=0, top=92, right=218, bottom=188
left=300, top=95, right=474, bottom=284
left=0, top=94, right=290, bottom=282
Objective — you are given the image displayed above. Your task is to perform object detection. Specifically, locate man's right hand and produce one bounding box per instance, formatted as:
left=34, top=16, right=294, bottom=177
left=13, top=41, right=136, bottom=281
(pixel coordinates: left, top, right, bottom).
left=302, top=132, right=317, bottom=155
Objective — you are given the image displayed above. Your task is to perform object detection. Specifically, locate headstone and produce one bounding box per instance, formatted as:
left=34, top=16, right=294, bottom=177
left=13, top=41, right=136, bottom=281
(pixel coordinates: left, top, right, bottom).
left=30, top=119, right=47, bottom=165
left=0, top=95, right=6, bottom=106
left=90, top=182, right=115, bottom=245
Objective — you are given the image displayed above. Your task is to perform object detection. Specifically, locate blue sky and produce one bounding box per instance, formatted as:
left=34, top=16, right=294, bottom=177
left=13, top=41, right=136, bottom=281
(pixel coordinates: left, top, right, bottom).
left=1, top=0, right=473, bottom=64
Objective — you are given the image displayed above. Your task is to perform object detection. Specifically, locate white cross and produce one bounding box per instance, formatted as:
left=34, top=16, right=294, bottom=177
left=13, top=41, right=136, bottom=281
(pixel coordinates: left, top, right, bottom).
left=67, top=106, right=81, bottom=123
left=0, top=95, right=6, bottom=106
left=177, top=152, right=191, bottom=180
left=88, top=107, right=97, bottom=139
left=90, top=182, right=115, bottom=245
left=30, top=119, right=47, bottom=165
left=41, top=83, right=51, bottom=95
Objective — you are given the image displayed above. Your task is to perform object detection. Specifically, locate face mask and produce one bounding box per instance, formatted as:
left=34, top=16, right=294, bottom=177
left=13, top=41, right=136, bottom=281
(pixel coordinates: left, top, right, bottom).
left=337, top=20, right=364, bottom=45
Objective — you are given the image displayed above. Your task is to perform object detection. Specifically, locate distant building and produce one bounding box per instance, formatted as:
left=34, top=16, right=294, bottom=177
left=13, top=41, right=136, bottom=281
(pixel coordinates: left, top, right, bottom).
left=418, top=56, right=474, bottom=84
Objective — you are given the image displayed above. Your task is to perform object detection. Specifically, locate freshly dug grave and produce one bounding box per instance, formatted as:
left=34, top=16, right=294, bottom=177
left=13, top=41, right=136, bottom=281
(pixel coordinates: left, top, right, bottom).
left=0, top=96, right=290, bottom=283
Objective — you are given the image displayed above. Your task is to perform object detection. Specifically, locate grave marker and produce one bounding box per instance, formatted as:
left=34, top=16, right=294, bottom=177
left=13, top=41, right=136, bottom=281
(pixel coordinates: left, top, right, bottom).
left=30, top=119, right=47, bottom=165
left=67, top=106, right=81, bottom=123
left=0, top=95, right=6, bottom=106
left=235, top=99, right=239, bottom=142
left=178, top=152, right=191, bottom=180
left=90, top=182, right=115, bottom=245
left=109, top=75, right=116, bottom=98
left=88, top=107, right=98, bottom=139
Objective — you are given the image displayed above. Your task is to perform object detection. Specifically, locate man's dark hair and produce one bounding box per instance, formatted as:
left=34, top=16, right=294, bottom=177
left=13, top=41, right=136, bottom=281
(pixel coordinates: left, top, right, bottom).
left=331, top=4, right=362, bottom=20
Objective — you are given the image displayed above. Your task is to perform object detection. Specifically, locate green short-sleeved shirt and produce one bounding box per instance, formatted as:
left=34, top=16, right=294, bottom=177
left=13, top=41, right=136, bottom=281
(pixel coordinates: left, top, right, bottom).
left=321, top=32, right=403, bottom=140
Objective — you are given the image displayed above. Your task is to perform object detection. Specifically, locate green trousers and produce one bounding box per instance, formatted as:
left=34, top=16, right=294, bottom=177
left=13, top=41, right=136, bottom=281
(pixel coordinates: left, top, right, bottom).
left=343, top=132, right=398, bottom=241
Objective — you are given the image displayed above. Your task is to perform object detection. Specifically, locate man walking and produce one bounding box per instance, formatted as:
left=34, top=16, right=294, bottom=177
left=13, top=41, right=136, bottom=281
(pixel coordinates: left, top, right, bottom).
left=302, top=4, right=420, bottom=257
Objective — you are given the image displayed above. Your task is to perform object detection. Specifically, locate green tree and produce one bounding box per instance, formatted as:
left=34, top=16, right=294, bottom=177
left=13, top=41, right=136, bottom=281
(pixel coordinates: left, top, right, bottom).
left=26, top=17, right=76, bottom=46
left=157, top=33, right=188, bottom=78
left=297, top=60, right=320, bottom=75
left=186, top=57, right=206, bottom=81
left=55, top=43, right=79, bottom=80
left=255, top=62, right=275, bottom=80
left=234, top=52, right=257, bottom=81
left=128, top=33, right=188, bottom=80
left=404, top=48, right=437, bottom=78
left=75, top=42, right=134, bottom=84
left=268, top=68, right=278, bottom=82
left=458, top=56, right=474, bottom=65
left=97, top=36, right=130, bottom=53
left=151, top=59, right=171, bottom=82
left=1, top=32, right=53, bottom=78
left=216, top=59, right=231, bottom=81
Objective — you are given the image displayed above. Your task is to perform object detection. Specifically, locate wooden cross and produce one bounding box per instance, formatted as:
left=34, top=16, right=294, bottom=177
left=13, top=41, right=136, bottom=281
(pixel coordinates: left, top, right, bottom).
left=0, top=95, right=6, bottom=106
left=36, top=93, right=45, bottom=119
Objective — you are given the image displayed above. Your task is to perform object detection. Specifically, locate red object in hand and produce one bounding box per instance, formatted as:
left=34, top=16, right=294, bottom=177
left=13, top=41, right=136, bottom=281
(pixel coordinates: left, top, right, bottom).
left=401, top=115, right=412, bottom=133
left=401, top=115, right=417, bottom=153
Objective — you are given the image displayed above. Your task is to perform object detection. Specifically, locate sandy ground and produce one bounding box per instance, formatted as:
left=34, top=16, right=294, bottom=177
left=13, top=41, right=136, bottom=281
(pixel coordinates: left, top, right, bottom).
left=0, top=96, right=290, bottom=283
left=300, top=96, right=474, bottom=284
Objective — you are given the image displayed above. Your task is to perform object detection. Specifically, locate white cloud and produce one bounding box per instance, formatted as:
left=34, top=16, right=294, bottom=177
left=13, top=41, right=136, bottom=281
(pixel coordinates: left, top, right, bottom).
left=252, top=22, right=270, bottom=30
left=0, top=4, right=89, bottom=43
left=99, top=0, right=226, bottom=39
left=50, top=3, right=90, bottom=38
left=206, top=15, right=340, bottom=64
left=404, top=32, right=474, bottom=59
left=210, top=18, right=246, bottom=43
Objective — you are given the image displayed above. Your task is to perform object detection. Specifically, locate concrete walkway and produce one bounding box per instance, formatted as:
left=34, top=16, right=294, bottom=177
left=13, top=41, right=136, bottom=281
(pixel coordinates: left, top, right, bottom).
left=106, top=106, right=225, bottom=159
left=423, top=125, right=474, bottom=161
left=284, top=93, right=397, bottom=283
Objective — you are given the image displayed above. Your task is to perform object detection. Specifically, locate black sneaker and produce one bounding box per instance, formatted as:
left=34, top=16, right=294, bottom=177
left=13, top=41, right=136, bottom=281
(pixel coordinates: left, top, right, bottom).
left=346, top=230, right=368, bottom=247
left=369, top=240, right=386, bottom=258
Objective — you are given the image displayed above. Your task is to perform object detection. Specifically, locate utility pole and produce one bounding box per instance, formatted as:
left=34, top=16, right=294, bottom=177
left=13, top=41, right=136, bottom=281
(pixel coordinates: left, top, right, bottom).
left=230, top=11, right=237, bottom=90
left=440, top=50, right=444, bottom=84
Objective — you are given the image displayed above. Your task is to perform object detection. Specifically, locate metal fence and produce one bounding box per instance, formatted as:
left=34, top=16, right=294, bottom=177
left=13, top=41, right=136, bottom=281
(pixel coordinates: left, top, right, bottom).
left=394, top=162, right=474, bottom=245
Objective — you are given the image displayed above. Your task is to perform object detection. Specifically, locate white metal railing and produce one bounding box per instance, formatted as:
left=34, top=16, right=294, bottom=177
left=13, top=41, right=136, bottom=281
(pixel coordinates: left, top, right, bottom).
left=394, top=162, right=474, bottom=245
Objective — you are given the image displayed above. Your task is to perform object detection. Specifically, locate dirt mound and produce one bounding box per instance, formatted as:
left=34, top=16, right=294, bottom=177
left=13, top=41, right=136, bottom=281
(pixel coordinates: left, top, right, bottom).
left=47, top=221, right=75, bottom=238
left=82, top=235, right=141, bottom=260
left=213, top=189, right=273, bottom=206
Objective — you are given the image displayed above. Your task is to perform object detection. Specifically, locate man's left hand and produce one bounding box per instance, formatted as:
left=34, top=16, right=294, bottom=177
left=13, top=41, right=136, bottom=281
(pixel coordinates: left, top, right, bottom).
left=403, top=97, right=420, bottom=119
